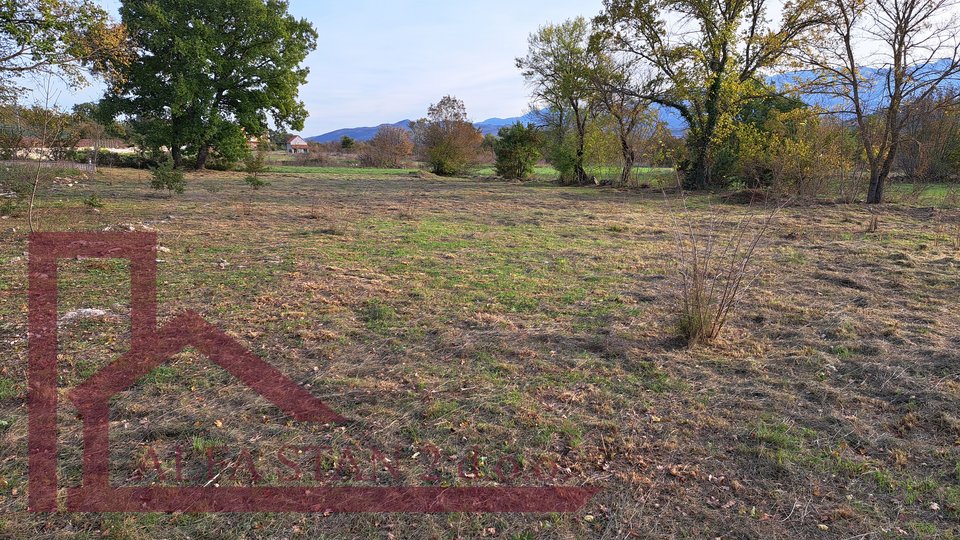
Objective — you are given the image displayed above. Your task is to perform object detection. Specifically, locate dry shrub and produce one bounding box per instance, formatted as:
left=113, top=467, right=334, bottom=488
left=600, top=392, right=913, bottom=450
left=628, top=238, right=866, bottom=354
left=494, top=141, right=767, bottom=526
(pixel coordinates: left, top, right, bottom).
left=669, top=191, right=781, bottom=346
left=359, top=126, right=413, bottom=168
left=294, top=145, right=330, bottom=167
left=410, top=96, right=483, bottom=176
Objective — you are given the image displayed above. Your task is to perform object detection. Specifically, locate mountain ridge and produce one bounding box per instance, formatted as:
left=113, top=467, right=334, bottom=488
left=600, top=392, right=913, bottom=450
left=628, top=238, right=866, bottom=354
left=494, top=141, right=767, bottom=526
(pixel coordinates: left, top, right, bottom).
left=307, top=110, right=547, bottom=143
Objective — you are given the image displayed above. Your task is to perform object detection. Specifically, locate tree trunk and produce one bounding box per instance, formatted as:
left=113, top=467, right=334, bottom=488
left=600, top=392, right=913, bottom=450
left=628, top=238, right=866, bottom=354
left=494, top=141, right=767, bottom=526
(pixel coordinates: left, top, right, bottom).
left=575, top=143, right=589, bottom=185
left=866, top=145, right=898, bottom=204
left=195, top=145, right=210, bottom=170
left=571, top=101, right=590, bottom=186
left=685, top=134, right=711, bottom=190
left=619, top=137, right=635, bottom=186
left=171, top=145, right=183, bottom=169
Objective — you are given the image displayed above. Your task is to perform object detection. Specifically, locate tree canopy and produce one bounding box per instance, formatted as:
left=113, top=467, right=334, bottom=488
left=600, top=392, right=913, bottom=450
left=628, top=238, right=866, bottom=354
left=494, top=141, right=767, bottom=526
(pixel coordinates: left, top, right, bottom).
left=0, top=0, right=128, bottom=99
left=593, top=0, right=823, bottom=189
left=410, top=96, right=483, bottom=176
left=517, top=17, right=595, bottom=185
left=103, top=0, right=317, bottom=169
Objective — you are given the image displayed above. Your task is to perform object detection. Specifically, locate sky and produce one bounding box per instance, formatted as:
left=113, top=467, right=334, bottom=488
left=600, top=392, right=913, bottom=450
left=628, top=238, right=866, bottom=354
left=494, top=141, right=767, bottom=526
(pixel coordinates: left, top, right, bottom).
left=44, top=0, right=603, bottom=137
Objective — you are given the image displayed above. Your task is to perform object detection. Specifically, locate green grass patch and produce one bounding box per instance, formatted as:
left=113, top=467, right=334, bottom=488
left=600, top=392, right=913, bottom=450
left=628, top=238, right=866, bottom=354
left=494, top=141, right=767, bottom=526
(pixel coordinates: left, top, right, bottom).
left=0, top=378, right=18, bottom=401
left=268, top=165, right=414, bottom=176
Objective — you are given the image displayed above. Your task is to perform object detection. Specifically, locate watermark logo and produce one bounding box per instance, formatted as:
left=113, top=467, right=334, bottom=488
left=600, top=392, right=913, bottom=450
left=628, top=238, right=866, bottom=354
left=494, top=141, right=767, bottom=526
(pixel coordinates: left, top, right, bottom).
left=28, top=232, right=599, bottom=513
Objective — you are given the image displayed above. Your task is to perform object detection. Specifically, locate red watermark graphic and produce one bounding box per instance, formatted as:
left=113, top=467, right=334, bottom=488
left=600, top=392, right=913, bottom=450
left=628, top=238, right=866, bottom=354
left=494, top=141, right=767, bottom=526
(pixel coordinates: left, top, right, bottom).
left=27, top=232, right=599, bottom=513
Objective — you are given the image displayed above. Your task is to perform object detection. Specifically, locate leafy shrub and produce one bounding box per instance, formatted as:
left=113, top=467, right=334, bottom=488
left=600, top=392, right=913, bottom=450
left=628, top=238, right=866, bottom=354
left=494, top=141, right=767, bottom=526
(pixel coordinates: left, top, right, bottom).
left=83, top=193, right=104, bottom=208
left=494, top=122, right=542, bottom=180
left=734, top=108, right=853, bottom=201
left=547, top=135, right=580, bottom=184
left=70, top=149, right=157, bottom=169
left=411, top=96, right=483, bottom=176
left=150, top=162, right=185, bottom=194
left=243, top=146, right=270, bottom=189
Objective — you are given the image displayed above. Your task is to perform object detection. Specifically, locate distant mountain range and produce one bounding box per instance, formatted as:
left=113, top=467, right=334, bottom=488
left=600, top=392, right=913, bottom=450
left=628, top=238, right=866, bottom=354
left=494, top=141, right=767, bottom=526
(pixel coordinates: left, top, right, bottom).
left=306, top=60, right=960, bottom=143
left=307, top=110, right=547, bottom=143
left=307, top=107, right=687, bottom=143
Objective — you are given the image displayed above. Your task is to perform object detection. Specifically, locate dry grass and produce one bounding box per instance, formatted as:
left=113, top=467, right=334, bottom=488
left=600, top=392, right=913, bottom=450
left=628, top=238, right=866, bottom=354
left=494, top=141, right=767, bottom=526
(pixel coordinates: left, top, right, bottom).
left=0, top=167, right=958, bottom=538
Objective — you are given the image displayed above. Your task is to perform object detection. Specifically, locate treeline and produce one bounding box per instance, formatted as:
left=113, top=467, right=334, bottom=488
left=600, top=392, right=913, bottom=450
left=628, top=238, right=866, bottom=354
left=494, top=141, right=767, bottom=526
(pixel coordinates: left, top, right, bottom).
left=508, top=0, right=960, bottom=203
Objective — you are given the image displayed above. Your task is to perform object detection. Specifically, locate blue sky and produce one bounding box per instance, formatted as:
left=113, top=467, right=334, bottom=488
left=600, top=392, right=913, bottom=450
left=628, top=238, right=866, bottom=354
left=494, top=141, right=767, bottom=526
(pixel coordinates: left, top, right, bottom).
left=48, top=0, right=602, bottom=136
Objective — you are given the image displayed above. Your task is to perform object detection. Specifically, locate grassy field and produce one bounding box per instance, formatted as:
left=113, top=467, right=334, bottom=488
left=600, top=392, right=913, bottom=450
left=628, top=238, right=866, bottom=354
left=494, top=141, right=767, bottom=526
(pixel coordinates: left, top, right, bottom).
left=266, top=165, right=417, bottom=176
left=0, top=166, right=959, bottom=538
left=266, top=164, right=673, bottom=186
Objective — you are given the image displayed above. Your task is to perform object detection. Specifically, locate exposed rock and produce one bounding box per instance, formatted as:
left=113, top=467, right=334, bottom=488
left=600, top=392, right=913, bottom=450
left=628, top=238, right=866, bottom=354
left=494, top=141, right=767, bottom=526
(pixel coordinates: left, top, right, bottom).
left=59, top=309, right=109, bottom=323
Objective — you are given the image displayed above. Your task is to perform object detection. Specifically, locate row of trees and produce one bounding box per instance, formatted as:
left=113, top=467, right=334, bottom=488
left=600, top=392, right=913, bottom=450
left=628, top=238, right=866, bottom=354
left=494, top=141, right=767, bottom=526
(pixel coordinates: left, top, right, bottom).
left=518, top=0, right=960, bottom=203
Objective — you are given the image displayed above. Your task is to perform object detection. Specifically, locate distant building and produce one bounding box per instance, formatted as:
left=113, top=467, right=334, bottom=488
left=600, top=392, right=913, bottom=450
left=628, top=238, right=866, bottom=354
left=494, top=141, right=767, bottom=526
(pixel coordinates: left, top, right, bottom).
left=247, top=135, right=266, bottom=151
left=286, top=135, right=309, bottom=154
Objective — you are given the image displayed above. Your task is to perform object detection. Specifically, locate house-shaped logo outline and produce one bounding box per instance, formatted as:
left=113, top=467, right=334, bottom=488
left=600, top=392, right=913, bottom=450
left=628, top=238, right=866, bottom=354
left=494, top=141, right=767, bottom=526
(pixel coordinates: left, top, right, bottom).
left=29, top=232, right=599, bottom=513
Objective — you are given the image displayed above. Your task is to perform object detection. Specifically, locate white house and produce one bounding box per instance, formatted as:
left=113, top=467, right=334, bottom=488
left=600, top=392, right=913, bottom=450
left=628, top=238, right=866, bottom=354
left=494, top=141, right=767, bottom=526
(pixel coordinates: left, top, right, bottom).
left=286, top=135, right=309, bottom=154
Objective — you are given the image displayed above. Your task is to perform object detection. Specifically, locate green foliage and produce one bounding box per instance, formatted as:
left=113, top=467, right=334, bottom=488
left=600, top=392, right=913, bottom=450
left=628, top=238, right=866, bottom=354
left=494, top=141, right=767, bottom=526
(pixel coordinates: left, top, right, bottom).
left=0, top=0, right=128, bottom=95
left=207, top=122, right=249, bottom=170
left=150, top=162, right=185, bottom=195
left=69, top=149, right=155, bottom=169
left=104, top=0, right=318, bottom=169
left=340, top=136, right=356, bottom=151
left=243, top=146, right=270, bottom=190
left=546, top=129, right=581, bottom=183
left=582, top=114, right=622, bottom=183
left=493, top=123, right=543, bottom=180
left=82, top=193, right=103, bottom=209
left=732, top=105, right=856, bottom=199
left=411, top=96, right=483, bottom=176
left=518, top=18, right=595, bottom=185
left=595, top=0, right=822, bottom=189
left=0, top=377, right=17, bottom=401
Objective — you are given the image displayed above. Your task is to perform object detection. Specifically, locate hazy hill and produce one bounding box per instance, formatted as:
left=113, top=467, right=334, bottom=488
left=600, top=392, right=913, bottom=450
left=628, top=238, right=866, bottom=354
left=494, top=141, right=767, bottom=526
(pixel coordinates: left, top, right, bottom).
left=307, top=110, right=548, bottom=143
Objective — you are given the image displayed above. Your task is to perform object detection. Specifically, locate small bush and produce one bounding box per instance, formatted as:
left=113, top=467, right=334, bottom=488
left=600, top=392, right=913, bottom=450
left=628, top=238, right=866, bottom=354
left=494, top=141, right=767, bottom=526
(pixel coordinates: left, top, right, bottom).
left=494, top=122, right=542, bottom=180
left=243, top=146, right=270, bottom=190
left=83, top=193, right=104, bottom=208
left=150, top=162, right=185, bottom=194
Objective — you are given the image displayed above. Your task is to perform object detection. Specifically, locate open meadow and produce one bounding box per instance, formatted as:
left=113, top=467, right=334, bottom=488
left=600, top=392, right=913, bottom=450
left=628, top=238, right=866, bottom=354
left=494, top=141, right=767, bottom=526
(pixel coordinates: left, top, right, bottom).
left=0, top=167, right=958, bottom=538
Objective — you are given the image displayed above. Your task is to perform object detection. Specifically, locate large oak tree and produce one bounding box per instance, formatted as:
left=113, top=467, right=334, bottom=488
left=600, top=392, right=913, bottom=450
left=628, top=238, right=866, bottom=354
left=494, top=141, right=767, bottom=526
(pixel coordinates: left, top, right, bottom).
left=104, top=0, right=317, bottom=169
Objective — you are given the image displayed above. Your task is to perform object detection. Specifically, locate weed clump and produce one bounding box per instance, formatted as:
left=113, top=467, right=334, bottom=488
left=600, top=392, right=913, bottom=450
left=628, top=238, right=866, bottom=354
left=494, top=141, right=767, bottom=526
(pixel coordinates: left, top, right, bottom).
left=670, top=193, right=780, bottom=346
